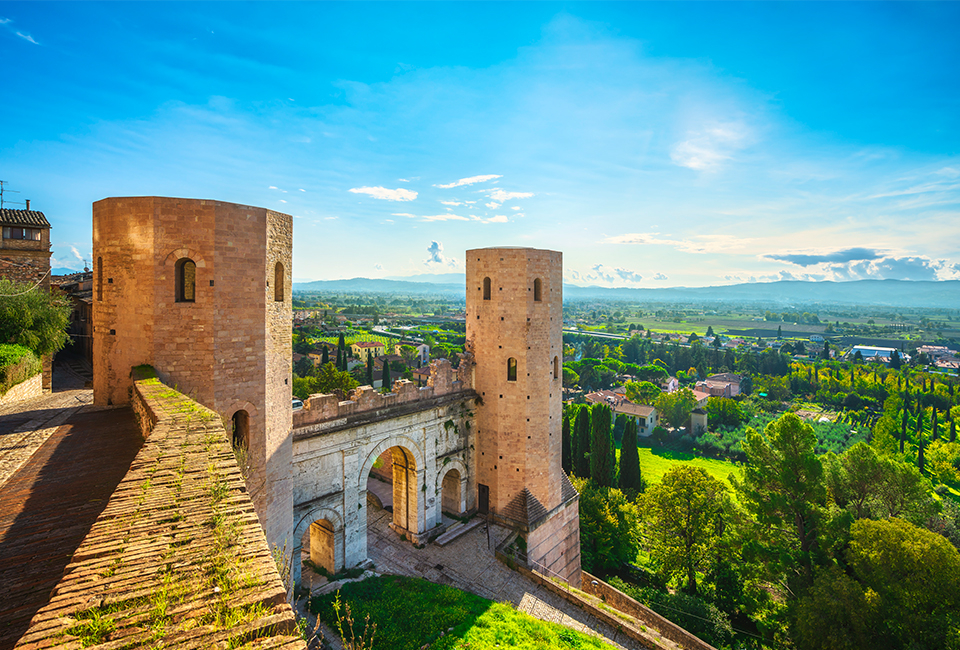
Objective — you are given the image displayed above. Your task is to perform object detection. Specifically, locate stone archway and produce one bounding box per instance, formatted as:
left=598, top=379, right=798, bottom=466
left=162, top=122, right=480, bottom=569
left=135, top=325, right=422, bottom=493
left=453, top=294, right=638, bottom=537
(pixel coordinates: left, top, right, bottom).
left=359, top=437, right=427, bottom=541
left=436, top=457, right=469, bottom=517
left=292, top=507, right=344, bottom=589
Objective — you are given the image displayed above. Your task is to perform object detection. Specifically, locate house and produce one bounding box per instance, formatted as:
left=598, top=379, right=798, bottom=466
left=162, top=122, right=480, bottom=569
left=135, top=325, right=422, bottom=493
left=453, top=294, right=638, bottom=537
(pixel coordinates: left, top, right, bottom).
left=1, top=202, right=52, bottom=291
left=584, top=389, right=659, bottom=437
left=52, top=269, right=93, bottom=366
left=394, top=341, right=430, bottom=366
left=691, top=389, right=711, bottom=408
left=919, top=345, right=955, bottom=363
left=695, top=373, right=741, bottom=398
left=660, top=376, right=679, bottom=393
left=809, top=334, right=825, bottom=343
left=848, top=345, right=899, bottom=361
left=350, top=340, right=385, bottom=362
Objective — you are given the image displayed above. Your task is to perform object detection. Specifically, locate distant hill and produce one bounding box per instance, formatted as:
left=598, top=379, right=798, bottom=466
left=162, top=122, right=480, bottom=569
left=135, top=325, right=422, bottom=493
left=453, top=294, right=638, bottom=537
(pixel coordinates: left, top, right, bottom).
left=384, top=272, right=466, bottom=284
left=293, top=277, right=960, bottom=308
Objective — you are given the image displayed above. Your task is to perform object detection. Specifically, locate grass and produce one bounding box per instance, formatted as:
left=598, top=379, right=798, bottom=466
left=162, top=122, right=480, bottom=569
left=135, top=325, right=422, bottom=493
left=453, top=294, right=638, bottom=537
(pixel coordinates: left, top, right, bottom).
left=631, top=447, right=741, bottom=488
left=310, top=575, right=618, bottom=650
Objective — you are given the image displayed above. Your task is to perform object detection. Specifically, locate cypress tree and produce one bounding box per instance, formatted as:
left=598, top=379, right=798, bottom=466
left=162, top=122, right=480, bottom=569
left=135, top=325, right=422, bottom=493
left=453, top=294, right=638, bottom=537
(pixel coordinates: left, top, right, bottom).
left=900, top=408, right=908, bottom=454
left=931, top=407, right=939, bottom=441
left=381, top=358, right=391, bottom=392
left=322, top=345, right=329, bottom=366
left=336, top=347, right=342, bottom=370
left=590, top=404, right=614, bottom=487
left=573, top=406, right=591, bottom=478
left=338, top=332, right=346, bottom=351
left=561, top=411, right=572, bottom=474
left=951, top=418, right=956, bottom=443
left=366, top=353, right=374, bottom=386
left=918, top=432, right=926, bottom=474
left=618, top=418, right=642, bottom=495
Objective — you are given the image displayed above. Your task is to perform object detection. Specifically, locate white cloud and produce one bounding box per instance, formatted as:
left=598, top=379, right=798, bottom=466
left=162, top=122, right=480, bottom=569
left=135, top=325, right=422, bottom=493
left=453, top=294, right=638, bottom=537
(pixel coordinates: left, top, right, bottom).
left=299, top=188, right=306, bottom=192
left=398, top=178, right=410, bottom=183
left=424, top=241, right=459, bottom=268
left=279, top=199, right=287, bottom=203
left=485, top=202, right=500, bottom=209
left=440, top=200, right=462, bottom=206
left=511, top=206, right=521, bottom=211
left=349, top=186, right=417, bottom=201
left=323, top=216, right=338, bottom=220
left=653, top=273, right=668, bottom=281
left=268, top=185, right=278, bottom=190
left=486, top=215, right=508, bottom=223
left=670, top=123, right=748, bottom=171
left=435, top=174, right=501, bottom=189
left=488, top=189, right=533, bottom=202
left=420, top=213, right=470, bottom=222
left=582, top=264, right=643, bottom=284
left=374, top=264, right=383, bottom=270
left=70, top=246, right=84, bottom=265
left=16, top=30, right=38, bottom=45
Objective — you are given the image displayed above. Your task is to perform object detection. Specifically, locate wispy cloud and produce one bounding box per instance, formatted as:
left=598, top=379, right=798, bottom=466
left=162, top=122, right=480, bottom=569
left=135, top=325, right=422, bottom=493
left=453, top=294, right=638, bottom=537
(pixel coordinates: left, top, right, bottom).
left=440, top=200, right=462, bottom=206
left=582, top=264, right=643, bottom=284
left=653, top=273, right=668, bottom=281
left=435, top=174, right=501, bottom=189
left=488, top=188, right=532, bottom=202
left=603, top=232, right=753, bottom=254
left=349, top=186, right=417, bottom=201
left=420, top=213, right=469, bottom=222
left=670, top=123, right=748, bottom=171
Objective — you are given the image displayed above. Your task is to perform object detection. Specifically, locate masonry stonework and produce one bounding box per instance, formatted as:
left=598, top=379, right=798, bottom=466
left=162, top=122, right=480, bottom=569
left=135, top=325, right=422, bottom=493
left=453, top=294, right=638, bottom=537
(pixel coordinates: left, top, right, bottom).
left=92, top=197, right=293, bottom=553
left=466, top=247, right=581, bottom=585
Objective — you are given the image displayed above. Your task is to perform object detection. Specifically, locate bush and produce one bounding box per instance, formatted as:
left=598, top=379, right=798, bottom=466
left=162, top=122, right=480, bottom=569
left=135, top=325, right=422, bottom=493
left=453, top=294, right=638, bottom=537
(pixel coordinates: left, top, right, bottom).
left=0, top=344, right=41, bottom=396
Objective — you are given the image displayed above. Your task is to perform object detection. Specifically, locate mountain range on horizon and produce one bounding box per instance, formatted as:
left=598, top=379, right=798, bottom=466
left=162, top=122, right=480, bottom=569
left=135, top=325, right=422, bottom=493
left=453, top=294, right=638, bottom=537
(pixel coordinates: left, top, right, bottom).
left=293, top=276, right=960, bottom=309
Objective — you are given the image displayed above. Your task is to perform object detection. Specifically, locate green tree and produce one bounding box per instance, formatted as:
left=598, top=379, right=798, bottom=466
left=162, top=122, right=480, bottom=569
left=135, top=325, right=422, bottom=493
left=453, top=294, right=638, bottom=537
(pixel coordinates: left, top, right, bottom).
left=571, top=477, right=641, bottom=573
left=824, top=442, right=884, bottom=520
left=0, top=278, right=71, bottom=357
left=315, top=361, right=359, bottom=395
left=590, top=404, right=614, bottom=487
left=365, top=352, right=374, bottom=386
left=643, top=466, right=729, bottom=594
left=337, top=332, right=346, bottom=351
left=561, top=410, right=572, bottom=475
left=654, top=387, right=698, bottom=431
left=732, top=413, right=827, bottom=592
left=398, top=344, right=418, bottom=366
left=573, top=406, right=591, bottom=478
left=381, top=357, right=391, bottom=392
left=705, top=397, right=745, bottom=428
left=625, top=380, right=661, bottom=405
left=562, top=367, right=579, bottom=388
left=618, top=418, right=643, bottom=498
left=321, top=345, right=329, bottom=366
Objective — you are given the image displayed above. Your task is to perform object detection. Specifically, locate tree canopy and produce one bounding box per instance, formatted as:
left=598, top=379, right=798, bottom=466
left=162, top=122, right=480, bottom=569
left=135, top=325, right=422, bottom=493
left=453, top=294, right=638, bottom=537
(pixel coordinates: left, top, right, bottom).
left=0, top=278, right=71, bottom=357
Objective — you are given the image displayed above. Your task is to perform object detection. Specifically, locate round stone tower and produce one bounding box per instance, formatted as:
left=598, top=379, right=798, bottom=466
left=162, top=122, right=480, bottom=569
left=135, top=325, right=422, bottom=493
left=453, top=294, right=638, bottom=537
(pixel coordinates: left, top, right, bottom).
left=466, top=247, right=580, bottom=585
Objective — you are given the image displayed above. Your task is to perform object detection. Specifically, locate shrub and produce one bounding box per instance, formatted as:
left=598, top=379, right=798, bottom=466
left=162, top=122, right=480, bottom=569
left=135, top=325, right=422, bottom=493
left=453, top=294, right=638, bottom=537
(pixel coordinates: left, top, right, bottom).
left=0, top=344, right=41, bottom=396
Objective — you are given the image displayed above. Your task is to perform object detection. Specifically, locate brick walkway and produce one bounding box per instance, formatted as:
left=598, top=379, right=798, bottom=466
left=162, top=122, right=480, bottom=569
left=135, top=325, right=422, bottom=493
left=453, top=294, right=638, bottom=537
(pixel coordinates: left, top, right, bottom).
left=363, top=505, right=651, bottom=650
left=0, top=406, right=142, bottom=650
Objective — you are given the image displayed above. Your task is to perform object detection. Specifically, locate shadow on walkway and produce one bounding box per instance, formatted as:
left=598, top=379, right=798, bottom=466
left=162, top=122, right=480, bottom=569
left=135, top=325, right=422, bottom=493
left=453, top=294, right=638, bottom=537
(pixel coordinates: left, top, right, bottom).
left=0, top=407, right=142, bottom=650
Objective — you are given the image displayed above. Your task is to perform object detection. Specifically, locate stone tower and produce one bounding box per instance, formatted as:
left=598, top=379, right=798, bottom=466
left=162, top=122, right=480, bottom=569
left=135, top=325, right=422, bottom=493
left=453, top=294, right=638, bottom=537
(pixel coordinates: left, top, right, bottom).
left=92, top=197, right=293, bottom=552
left=466, top=247, right=581, bottom=585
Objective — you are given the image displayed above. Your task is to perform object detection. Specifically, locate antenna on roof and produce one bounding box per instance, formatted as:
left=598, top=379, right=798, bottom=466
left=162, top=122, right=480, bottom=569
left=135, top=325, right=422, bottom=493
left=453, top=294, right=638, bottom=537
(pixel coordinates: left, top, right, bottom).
left=0, top=181, right=22, bottom=209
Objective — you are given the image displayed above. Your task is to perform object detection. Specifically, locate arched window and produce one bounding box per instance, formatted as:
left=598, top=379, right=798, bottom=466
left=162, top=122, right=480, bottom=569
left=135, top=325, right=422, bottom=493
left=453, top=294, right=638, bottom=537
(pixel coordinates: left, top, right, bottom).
left=232, top=410, right=249, bottom=449
left=175, top=258, right=196, bottom=303
left=553, top=356, right=559, bottom=380
left=96, top=257, right=103, bottom=301
left=483, top=277, right=491, bottom=300
left=274, top=262, right=284, bottom=302
left=507, top=357, right=517, bottom=382
left=534, top=278, right=542, bottom=302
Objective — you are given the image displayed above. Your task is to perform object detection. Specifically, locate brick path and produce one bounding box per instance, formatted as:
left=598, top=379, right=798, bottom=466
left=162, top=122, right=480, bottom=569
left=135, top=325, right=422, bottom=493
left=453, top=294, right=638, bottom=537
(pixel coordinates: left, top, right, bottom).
left=0, top=406, right=142, bottom=650
left=364, top=505, right=651, bottom=650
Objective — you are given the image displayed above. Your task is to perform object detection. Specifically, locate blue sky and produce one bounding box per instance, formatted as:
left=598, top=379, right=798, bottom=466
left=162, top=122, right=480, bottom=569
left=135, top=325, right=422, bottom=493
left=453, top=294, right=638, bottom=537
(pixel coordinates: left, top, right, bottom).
left=2, top=2, right=959, bottom=287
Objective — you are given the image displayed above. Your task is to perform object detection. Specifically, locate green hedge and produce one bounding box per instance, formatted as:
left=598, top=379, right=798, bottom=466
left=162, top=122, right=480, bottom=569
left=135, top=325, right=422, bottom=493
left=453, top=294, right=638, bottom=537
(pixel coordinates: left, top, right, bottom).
left=0, top=344, right=41, bottom=396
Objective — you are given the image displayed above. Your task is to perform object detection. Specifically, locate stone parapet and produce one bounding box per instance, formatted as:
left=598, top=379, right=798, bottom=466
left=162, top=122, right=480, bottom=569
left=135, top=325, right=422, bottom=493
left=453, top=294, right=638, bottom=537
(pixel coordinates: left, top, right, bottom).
left=15, top=367, right=304, bottom=649
left=293, top=358, right=464, bottom=429
left=0, top=372, right=42, bottom=406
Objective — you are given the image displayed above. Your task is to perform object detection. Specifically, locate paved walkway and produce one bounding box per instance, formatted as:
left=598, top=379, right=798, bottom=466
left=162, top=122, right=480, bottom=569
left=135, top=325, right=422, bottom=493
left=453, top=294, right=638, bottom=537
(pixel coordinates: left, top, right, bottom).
left=0, top=362, right=143, bottom=650
left=364, top=504, right=651, bottom=650
left=0, top=360, right=92, bottom=491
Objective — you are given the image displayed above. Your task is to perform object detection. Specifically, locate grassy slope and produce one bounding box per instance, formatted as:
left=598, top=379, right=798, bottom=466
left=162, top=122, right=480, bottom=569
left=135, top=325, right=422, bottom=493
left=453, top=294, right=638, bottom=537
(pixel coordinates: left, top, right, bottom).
left=633, top=447, right=742, bottom=488
left=311, top=575, right=617, bottom=650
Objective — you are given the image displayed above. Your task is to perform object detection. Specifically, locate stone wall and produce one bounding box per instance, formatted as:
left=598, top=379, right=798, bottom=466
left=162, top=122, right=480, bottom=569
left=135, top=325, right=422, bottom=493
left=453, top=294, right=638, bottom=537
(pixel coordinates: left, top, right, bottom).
left=15, top=367, right=304, bottom=649
left=92, top=196, right=293, bottom=555
left=0, top=372, right=42, bottom=406
left=293, top=358, right=464, bottom=429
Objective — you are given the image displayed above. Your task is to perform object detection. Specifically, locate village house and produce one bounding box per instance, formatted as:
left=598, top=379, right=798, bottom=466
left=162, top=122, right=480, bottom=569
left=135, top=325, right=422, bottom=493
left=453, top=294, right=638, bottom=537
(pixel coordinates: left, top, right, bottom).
left=695, top=372, right=741, bottom=398
left=660, top=376, right=679, bottom=393
left=585, top=389, right=659, bottom=437
left=350, top=340, right=385, bottom=362
left=394, top=340, right=430, bottom=366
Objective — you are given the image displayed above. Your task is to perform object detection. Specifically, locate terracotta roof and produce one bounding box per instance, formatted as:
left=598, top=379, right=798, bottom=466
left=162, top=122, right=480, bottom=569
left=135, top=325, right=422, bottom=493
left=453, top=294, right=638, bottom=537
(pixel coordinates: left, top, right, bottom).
left=353, top=341, right=384, bottom=348
left=584, top=390, right=656, bottom=418
left=0, top=208, right=50, bottom=228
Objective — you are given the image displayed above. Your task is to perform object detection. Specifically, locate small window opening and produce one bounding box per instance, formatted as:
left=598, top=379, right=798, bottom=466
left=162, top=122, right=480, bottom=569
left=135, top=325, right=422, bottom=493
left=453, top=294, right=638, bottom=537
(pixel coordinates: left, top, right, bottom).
left=274, top=261, right=284, bottom=302
left=507, top=357, right=517, bottom=382
left=553, top=356, right=559, bottom=379
left=232, top=410, right=249, bottom=449
left=175, top=258, right=196, bottom=303
left=483, top=277, right=491, bottom=300
left=534, top=278, right=542, bottom=302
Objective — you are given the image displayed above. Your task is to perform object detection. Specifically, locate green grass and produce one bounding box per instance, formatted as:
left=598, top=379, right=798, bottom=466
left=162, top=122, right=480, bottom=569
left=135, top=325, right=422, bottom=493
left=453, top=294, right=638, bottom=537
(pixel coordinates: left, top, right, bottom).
left=310, top=575, right=617, bottom=650
left=633, top=447, right=741, bottom=488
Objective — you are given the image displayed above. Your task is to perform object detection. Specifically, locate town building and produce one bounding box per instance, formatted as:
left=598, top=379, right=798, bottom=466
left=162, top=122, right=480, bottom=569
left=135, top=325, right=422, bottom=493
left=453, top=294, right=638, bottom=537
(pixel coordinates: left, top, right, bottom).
left=351, top=340, right=385, bottom=362
left=585, top=389, right=659, bottom=437
left=0, top=202, right=51, bottom=291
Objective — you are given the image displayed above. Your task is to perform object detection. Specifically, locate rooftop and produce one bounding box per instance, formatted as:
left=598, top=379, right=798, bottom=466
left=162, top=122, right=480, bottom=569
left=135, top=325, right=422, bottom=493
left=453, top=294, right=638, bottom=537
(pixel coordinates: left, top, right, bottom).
left=0, top=208, right=50, bottom=228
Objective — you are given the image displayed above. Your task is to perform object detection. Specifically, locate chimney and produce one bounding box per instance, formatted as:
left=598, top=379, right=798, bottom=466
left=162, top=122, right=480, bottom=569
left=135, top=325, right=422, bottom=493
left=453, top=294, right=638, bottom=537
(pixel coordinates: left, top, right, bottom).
left=25, top=199, right=30, bottom=210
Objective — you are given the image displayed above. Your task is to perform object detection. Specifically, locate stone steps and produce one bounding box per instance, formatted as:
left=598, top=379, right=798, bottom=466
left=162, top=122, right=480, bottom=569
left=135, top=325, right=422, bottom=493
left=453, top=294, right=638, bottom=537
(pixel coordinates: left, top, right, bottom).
left=434, top=517, right=483, bottom=546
